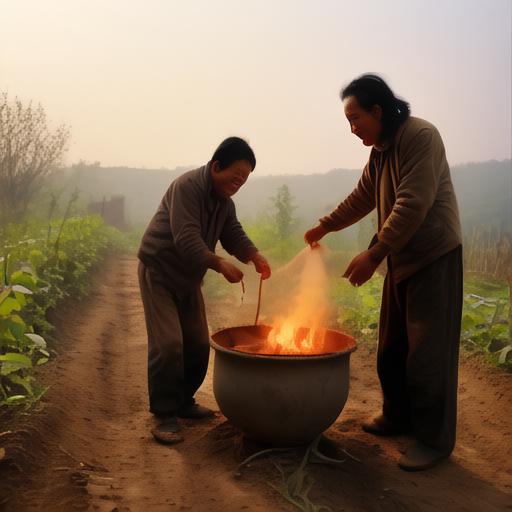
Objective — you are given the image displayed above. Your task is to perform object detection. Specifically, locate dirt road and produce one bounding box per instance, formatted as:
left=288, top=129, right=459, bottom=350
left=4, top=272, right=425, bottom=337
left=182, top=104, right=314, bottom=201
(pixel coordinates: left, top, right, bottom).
left=1, top=255, right=511, bottom=511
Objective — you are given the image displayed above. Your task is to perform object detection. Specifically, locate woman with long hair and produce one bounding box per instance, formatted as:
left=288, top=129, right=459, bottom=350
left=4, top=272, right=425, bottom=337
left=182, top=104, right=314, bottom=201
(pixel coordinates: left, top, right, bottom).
left=305, top=74, right=462, bottom=471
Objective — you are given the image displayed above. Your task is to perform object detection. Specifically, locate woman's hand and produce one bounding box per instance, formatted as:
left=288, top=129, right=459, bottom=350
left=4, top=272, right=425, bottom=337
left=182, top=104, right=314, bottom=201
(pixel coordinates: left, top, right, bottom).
left=304, top=224, right=329, bottom=247
left=343, top=250, right=379, bottom=287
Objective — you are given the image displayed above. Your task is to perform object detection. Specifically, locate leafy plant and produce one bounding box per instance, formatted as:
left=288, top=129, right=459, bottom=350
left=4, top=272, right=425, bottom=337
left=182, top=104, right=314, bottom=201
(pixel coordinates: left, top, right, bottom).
left=0, top=213, right=126, bottom=407
left=331, top=274, right=383, bottom=343
left=461, top=283, right=511, bottom=368
left=0, top=269, right=49, bottom=406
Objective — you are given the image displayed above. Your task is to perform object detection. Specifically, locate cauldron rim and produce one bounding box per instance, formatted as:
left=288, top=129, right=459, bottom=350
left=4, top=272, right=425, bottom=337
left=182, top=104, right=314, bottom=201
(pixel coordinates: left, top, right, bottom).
left=210, top=324, right=357, bottom=361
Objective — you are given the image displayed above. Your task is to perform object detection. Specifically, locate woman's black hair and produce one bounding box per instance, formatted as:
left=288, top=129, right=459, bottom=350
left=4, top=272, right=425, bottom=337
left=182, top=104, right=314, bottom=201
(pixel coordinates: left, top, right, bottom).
left=211, top=137, right=256, bottom=171
left=341, top=74, right=410, bottom=142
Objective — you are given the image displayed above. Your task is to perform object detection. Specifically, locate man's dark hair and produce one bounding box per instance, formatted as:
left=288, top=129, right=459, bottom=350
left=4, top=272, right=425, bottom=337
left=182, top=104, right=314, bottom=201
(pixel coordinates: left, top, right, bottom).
left=341, top=74, right=410, bottom=142
left=211, top=137, right=256, bottom=171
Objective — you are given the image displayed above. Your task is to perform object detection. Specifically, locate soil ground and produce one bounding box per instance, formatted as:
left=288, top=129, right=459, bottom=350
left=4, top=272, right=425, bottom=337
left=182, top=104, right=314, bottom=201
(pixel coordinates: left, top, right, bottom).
left=0, top=255, right=511, bottom=512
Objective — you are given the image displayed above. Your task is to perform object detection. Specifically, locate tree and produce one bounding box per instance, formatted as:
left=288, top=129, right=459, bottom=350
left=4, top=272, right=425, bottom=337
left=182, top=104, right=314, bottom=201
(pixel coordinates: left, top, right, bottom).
left=271, top=184, right=297, bottom=239
left=0, top=93, right=69, bottom=225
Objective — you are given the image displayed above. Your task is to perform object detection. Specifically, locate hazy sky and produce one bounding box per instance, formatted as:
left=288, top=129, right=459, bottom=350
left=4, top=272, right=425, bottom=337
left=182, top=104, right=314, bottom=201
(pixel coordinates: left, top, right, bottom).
left=1, top=0, right=511, bottom=175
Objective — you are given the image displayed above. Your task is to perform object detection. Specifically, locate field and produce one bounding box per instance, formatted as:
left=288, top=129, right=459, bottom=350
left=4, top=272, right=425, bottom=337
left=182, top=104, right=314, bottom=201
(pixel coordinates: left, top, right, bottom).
left=0, top=220, right=511, bottom=511
left=0, top=255, right=511, bottom=511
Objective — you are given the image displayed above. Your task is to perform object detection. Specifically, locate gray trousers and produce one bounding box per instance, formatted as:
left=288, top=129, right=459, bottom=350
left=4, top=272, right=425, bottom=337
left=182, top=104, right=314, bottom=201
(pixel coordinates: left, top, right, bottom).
left=138, top=261, right=210, bottom=416
left=378, top=246, right=463, bottom=454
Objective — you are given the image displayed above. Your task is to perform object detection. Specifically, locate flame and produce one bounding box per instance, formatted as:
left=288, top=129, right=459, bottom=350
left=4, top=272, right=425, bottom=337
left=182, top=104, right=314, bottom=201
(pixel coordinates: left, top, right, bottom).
left=263, top=247, right=329, bottom=355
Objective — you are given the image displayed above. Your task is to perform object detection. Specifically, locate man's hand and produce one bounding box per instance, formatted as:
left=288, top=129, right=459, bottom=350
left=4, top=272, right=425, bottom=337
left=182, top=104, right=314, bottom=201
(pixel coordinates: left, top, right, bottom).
left=343, top=250, right=379, bottom=287
left=214, top=258, right=244, bottom=283
left=304, top=224, right=329, bottom=247
left=251, top=252, right=271, bottom=279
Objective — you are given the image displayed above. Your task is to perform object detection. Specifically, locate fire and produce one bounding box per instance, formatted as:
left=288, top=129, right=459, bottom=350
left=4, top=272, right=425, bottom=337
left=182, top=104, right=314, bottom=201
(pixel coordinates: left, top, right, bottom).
left=263, top=247, right=329, bottom=355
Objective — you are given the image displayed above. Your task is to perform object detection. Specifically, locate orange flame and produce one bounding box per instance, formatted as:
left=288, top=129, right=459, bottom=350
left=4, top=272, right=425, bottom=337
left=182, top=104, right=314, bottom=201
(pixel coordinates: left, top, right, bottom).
left=263, top=247, right=329, bottom=355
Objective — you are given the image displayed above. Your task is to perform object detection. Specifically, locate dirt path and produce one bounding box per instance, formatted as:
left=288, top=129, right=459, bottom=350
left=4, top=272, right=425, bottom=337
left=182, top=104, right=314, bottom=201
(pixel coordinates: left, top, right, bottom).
left=1, top=255, right=511, bottom=512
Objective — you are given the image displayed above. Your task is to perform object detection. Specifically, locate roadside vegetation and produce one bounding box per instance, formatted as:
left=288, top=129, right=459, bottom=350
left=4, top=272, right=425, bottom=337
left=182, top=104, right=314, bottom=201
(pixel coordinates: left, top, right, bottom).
left=0, top=93, right=126, bottom=410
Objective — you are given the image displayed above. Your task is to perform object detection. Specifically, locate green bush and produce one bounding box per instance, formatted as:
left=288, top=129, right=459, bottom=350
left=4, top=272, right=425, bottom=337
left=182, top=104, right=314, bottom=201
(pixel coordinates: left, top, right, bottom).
left=330, top=272, right=511, bottom=370
left=0, top=269, right=50, bottom=406
left=461, top=278, right=511, bottom=369
left=0, top=215, right=126, bottom=408
left=331, top=273, right=384, bottom=343
left=243, top=216, right=305, bottom=266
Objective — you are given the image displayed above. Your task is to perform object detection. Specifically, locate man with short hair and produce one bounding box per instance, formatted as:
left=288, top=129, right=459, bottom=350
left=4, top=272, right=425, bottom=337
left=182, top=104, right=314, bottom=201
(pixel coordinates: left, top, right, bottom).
left=138, top=137, right=271, bottom=444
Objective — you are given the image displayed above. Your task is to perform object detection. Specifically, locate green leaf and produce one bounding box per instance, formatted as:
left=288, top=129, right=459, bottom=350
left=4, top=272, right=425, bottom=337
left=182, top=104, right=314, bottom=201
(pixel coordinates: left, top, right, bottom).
left=0, top=327, right=16, bottom=344
left=497, top=346, right=512, bottom=364
left=0, top=287, right=12, bottom=306
left=361, top=293, right=378, bottom=308
left=13, top=292, right=27, bottom=308
left=12, top=285, right=33, bottom=295
left=0, top=297, right=22, bottom=316
left=461, top=313, right=478, bottom=331
left=489, top=324, right=507, bottom=340
left=2, top=315, right=27, bottom=339
left=0, top=352, right=32, bottom=366
left=28, top=249, right=45, bottom=268
left=7, top=374, right=33, bottom=395
left=5, top=395, right=27, bottom=404
left=1, top=364, right=25, bottom=376
left=24, top=333, right=46, bottom=349
left=9, top=271, right=37, bottom=291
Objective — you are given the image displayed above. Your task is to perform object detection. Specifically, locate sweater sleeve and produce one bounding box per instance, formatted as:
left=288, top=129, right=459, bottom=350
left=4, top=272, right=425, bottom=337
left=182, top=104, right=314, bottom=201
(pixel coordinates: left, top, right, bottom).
left=319, top=161, right=376, bottom=231
left=164, top=179, right=218, bottom=269
left=220, top=200, right=258, bottom=263
left=378, top=127, right=442, bottom=252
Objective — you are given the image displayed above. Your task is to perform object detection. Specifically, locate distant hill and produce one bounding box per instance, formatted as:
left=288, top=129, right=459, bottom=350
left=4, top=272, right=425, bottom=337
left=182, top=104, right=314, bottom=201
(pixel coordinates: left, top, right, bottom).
left=450, top=160, right=511, bottom=232
left=62, top=163, right=190, bottom=225
left=232, top=168, right=361, bottom=223
left=63, top=159, right=511, bottom=234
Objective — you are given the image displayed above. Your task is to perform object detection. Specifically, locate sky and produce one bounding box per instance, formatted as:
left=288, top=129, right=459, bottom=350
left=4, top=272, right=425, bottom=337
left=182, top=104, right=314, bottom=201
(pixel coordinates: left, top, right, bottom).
left=1, top=0, right=511, bottom=175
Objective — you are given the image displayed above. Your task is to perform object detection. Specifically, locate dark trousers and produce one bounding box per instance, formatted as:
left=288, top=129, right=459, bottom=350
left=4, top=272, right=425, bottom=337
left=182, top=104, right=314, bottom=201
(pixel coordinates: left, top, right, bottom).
left=138, top=262, right=210, bottom=415
left=378, top=246, right=463, bottom=454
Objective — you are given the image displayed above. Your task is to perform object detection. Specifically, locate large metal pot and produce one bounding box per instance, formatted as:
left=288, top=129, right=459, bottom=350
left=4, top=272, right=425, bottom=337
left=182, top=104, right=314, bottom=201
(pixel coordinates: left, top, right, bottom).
left=210, top=324, right=357, bottom=446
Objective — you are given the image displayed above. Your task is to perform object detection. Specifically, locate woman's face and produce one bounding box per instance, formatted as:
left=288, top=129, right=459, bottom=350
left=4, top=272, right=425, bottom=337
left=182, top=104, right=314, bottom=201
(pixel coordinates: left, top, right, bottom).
left=343, top=95, right=382, bottom=147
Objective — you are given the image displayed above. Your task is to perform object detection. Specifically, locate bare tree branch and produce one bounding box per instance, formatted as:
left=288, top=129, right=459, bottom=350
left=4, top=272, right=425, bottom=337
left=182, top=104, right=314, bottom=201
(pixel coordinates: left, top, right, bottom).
left=0, top=93, right=70, bottom=224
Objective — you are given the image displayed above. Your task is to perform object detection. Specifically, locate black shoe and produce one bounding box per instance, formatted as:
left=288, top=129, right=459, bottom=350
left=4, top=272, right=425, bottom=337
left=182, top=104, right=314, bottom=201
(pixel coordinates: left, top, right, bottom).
left=151, top=415, right=184, bottom=444
left=177, top=403, right=215, bottom=419
left=398, top=441, right=449, bottom=471
left=362, top=415, right=411, bottom=436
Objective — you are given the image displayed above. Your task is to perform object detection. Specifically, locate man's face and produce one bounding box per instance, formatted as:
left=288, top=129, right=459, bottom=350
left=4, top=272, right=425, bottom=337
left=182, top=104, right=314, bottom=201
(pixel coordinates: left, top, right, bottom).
left=343, top=95, right=382, bottom=147
left=211, top=159, right=252, bottom=198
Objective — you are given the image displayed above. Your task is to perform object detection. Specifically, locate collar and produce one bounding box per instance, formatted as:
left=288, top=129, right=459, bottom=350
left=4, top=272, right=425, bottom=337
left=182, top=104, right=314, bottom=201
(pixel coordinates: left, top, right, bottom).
left=373, top=140, right=390, bottom=152
left=373, top=117, right=412, bottom=152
